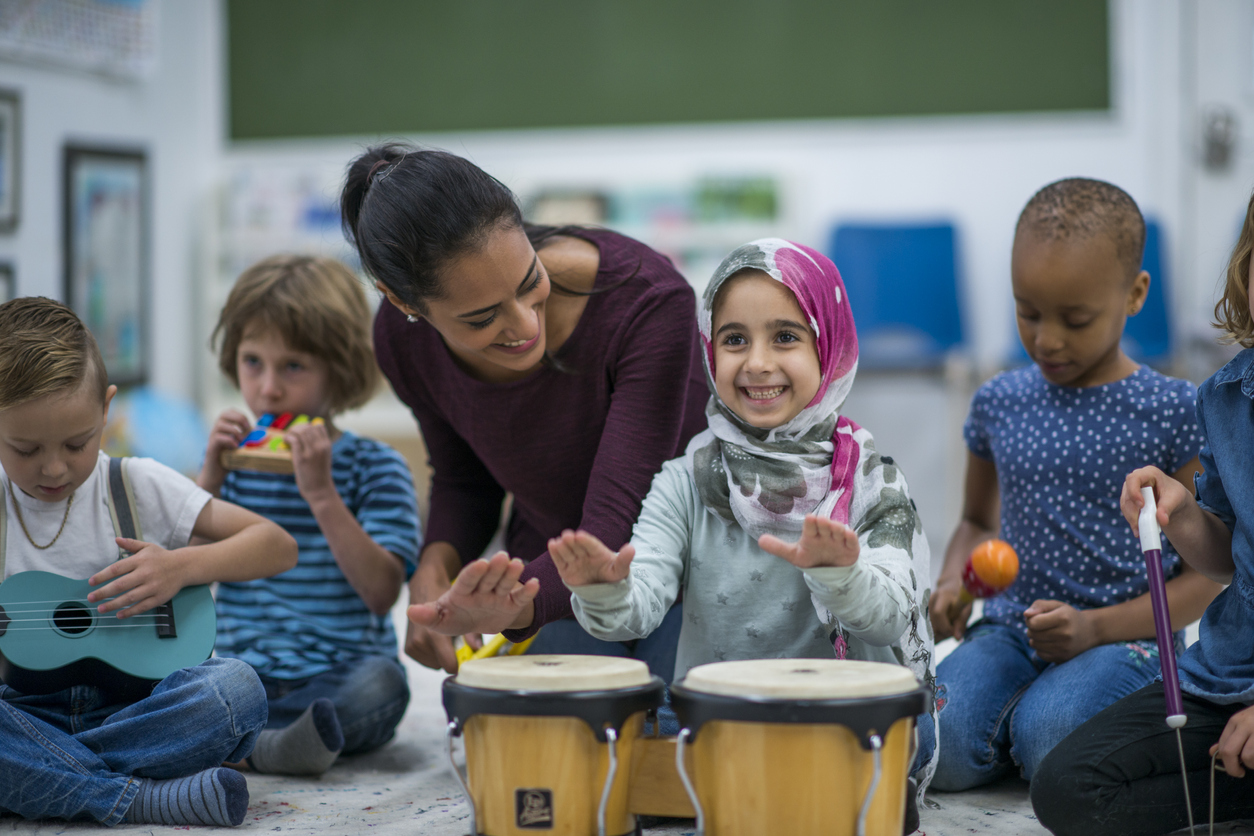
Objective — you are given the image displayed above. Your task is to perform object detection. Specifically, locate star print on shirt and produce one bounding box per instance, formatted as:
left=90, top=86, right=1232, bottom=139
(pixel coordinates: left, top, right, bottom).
left=749, top=570, right=765, bottom=582
left=716, top=593, right=730, bottom=605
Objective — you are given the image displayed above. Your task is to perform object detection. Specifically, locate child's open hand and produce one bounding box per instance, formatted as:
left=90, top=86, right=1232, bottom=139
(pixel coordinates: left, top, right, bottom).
left=1120, top=465, right=1191, bottom=535
left=407, top=551, right=540, bottom=639
left=548, top=530, right=635, bottom=587
left=1211, top=704, right=1254, bottom=778
left=199, top=408, right=252, bottom=493
left=1024, top=599, right=1098, bottom=663
left=86, top=537, right=188, bottom=619
left=759, top=514, right=859, bottom=569
left=286, top=421, right=335, bottom=504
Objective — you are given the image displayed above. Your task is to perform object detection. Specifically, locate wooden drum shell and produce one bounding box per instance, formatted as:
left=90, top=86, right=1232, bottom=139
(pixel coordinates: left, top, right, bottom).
left=688, top=715, right=914, bottom=836
left=671, top=660, right=929, bottom=836
left=462, top=712, right=644, bottom=836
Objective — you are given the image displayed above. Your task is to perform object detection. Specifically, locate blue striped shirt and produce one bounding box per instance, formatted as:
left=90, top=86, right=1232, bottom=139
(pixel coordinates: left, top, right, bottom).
left=215, top=431, right=421, bottom=679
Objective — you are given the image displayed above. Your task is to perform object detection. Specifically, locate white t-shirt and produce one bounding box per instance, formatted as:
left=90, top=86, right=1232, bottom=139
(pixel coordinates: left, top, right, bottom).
left=1, top=452, right=211, bottom=580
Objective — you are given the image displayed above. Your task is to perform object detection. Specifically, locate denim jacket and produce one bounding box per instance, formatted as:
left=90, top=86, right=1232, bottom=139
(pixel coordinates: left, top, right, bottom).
left=1177, top=347, right=1254, bottom=703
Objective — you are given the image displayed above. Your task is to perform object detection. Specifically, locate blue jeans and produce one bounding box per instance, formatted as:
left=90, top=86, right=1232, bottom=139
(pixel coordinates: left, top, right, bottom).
left=0, top=657, right=266, bottom=825
left=932, top=621, right=1165, bottom=790
left=259, top=655, right=409, bottom=755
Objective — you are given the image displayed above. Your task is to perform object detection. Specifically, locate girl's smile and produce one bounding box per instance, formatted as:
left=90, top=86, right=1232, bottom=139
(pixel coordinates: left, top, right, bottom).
left=712, top=270, right=822, bottom=429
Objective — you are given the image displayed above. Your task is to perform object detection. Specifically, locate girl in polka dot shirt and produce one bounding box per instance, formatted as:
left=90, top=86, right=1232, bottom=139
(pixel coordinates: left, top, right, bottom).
left=1032, top=187, right=1254, bottom=835
left=927, top=178, right=1222, bottom=792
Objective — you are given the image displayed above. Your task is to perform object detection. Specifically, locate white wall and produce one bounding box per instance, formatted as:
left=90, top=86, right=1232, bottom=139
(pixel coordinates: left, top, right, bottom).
left=224, top=0, right=1247, bottom=377
left=0, top=0, right=223, bottom=401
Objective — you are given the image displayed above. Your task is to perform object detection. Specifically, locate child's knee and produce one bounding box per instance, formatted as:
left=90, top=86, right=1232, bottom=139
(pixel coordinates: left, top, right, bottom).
left=1030, top=745, right=1097, bottom=836
left=191, top=658, right=268, bottom=736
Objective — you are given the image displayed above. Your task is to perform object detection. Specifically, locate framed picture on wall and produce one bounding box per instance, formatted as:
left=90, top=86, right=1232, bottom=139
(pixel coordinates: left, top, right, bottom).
left=64, top=144, right=148, bottom=385
left=0, top=261, right=13, bottom=302
left=0, top=89, right=19, bottom=231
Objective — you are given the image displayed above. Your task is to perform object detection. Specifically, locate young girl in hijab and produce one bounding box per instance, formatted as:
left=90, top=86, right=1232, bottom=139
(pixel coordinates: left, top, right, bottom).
left=548, top=238, right=937, bottom=798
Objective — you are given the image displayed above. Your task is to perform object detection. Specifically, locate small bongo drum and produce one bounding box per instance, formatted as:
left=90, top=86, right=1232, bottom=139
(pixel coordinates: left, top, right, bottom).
left=670, top=659, right=928, bottom=836
left=443, top=655, right=664, bottom=836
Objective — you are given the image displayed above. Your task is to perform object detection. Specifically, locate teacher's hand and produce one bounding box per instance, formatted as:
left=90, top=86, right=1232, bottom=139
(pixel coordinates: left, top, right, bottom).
left=407, top=552, right=540, bottom=669
left=403, top=557, right=464, bottom=673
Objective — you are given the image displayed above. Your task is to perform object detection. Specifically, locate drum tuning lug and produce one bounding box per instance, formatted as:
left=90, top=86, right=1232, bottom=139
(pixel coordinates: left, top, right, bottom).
left=674, top=728, right=705, bottom=836
left=444, top=721, right=477, bottom=836
left=597, top=727, right=619, bottom=836
left=855, top=733, right=884, bottom=836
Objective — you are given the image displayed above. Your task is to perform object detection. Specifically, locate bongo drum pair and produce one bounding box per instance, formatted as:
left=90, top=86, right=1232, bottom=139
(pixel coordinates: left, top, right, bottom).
left=444, top=655, right=927, bottom=836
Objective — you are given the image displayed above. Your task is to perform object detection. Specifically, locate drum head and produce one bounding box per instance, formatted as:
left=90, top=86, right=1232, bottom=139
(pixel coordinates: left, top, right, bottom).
left=455, top=654, right=653, bottom=692
left=681, top=659, right=918, bottom=699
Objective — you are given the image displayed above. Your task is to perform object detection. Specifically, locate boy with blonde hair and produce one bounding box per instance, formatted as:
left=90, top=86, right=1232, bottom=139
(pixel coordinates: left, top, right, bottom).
left=0, top=297, right=297, bottom=826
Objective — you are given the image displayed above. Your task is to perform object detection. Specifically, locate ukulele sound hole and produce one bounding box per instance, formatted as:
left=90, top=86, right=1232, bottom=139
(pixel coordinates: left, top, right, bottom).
left=52, top=602, right=94, bottom=636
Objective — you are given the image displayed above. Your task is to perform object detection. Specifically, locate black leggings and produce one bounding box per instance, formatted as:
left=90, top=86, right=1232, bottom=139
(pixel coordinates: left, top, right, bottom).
left=1031, top=682, right=1254, bottom=836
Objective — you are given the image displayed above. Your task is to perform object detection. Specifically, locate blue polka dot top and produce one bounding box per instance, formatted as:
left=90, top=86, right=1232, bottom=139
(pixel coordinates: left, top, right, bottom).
left=964, top=364, right=1201, bottom=632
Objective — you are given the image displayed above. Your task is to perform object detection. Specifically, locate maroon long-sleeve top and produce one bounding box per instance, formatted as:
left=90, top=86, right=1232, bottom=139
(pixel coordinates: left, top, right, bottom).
left=374, top=228, right=709, bottom=639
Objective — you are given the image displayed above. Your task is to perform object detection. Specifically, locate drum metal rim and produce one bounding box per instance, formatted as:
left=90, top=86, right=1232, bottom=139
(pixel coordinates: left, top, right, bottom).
left=670, top=683, right=931, bottom=750
left=443, top=675, right=666, bottom=743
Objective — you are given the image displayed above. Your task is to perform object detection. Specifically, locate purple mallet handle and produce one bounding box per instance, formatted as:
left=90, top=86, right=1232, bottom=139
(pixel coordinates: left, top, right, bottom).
left=1139, top=486, right=1186, bottom=727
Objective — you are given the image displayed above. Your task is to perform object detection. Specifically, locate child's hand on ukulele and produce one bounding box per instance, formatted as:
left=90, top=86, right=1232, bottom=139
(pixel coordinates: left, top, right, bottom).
left=286, top=420, right=335, bottom=504
left=86, top=537, right=188, bottom=618
left=1211, top=704, right=1254, bottom=778
left=759, top=514, right=859, bottom=569
left=200, top=408, right=252, bottom=493
left=548, top=530, right=635, bottom=587
left=1024, top=599, right=1098, bottom=663
left=1120, top=466, right=1192, bottom=535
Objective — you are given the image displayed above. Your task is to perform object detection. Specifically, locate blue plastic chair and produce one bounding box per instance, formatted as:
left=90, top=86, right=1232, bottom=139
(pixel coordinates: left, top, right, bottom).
left=1123, top=220, right=1171, bottom=364
left=828, top=223, right=964, bottom=369
left=1009, top=219, right=1172, bottom=366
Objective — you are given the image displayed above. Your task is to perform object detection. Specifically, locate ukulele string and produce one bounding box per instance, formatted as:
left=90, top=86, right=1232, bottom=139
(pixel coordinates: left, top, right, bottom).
left=1, top=624, right=171, bottom=630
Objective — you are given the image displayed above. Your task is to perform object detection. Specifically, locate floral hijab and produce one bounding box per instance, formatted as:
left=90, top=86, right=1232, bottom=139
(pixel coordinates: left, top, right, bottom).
left=685, top=238, right=862, bottom=539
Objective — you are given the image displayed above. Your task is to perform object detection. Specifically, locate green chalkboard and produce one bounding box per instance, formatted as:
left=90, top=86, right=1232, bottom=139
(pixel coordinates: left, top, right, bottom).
left=228, top=1, right=1109, bottom=140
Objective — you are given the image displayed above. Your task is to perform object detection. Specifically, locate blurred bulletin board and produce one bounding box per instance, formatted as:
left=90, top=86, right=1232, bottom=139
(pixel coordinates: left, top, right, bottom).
left=227, top=0, right=1109, bottom=141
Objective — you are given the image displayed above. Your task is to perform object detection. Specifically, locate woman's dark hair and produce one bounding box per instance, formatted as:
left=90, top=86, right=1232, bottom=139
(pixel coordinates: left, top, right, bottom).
left=343, top=143, right=537, bottom=313
left=343, top=143, right=603, bottom=314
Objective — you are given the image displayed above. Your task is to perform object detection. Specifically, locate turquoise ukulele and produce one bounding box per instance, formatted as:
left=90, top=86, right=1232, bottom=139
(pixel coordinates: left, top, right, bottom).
left=0, top=571, right=216, bottom=702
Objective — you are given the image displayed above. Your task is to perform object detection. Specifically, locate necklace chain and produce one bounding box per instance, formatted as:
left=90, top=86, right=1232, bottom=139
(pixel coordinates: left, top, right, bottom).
left=6, top=480, right=74, bottom=550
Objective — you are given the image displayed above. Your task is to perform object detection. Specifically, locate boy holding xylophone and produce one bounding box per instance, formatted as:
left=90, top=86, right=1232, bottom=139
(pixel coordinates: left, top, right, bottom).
left=199, top=255, right=421, bottom=776
left=0, top=297, right=296, bottom=826
left=928, top=178, right=1221, bottom=791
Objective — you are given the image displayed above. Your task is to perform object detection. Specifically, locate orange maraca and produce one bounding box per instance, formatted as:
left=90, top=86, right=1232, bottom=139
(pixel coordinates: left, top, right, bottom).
left=948, top=539, right=1019, bottom=619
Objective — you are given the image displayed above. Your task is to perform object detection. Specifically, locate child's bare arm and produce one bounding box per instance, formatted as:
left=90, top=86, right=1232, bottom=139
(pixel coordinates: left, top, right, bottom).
left=286, top=423, right=405, bottom=615
left=88, top=498, right=297, bottom=618
left=931, top=452, right=1000, bottom=641
left=1025, top=458, right=1224, bottom=662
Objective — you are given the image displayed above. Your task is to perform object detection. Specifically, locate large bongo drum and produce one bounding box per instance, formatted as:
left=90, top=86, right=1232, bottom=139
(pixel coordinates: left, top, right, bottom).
left=444, top=655, right=664, bottom=836
left=670, top=659, right=928, bottom=836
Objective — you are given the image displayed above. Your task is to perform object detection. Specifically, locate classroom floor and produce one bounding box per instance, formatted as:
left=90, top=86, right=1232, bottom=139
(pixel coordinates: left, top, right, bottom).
left=3, top=612, right=1249, bottom=836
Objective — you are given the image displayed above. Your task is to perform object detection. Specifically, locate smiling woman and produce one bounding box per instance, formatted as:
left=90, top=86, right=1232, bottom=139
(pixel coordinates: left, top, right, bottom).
left=341, top=145, right=709, bottom=677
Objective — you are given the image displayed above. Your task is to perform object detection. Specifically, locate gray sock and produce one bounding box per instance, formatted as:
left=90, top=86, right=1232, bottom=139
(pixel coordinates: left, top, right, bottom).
left=124, top=768, right=249, bottom=826
left=247, top=698, right=344, bottom=775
